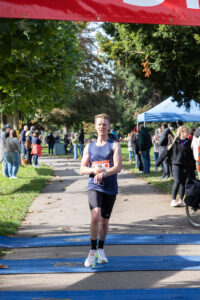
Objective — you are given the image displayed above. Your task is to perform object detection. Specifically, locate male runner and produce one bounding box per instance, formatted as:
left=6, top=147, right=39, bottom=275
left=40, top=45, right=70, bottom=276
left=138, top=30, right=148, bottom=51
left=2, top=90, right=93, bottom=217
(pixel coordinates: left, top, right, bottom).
left=80, top=114, right=122, bottom=267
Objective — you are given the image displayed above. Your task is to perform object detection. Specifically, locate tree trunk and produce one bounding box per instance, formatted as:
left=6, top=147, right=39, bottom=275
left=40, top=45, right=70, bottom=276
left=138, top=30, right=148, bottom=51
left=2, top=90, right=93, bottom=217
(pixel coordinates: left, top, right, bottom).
left=13, top=111, right=19, bottom=130
left=6, top=112, right=20, bottom=130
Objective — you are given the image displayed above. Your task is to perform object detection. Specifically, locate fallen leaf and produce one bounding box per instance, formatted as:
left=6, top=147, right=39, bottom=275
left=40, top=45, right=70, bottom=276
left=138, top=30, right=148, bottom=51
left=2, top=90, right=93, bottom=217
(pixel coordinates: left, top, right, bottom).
left=1, top=250, right=13, bottom=254
left=0, top=264, right=8, bottom=269
left=57, top=226, right=70, bottom=231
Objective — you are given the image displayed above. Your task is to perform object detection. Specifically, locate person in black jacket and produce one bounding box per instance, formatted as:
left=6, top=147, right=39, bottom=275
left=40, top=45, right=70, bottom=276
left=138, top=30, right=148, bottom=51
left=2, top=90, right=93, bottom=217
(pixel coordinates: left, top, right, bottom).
left=133, top=131, right=143, bottom=172
left=158, top=123, right=173, bottom=179
left=171, top=126, right=195, bottom=207
left=46, top=132, right=55, bottom=155
left=138, top=124, right=152, bottom=174
left=79, top=129, right=85, bottom=157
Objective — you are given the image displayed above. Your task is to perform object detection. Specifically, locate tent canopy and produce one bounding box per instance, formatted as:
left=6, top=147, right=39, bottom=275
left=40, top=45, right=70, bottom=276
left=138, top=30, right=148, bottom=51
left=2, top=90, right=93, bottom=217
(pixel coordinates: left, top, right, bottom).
left=137, top=97, right=200, bottom=123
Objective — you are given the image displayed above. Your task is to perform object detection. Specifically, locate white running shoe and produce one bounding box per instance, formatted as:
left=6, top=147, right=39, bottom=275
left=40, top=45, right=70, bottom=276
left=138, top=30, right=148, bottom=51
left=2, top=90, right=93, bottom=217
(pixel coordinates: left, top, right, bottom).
left=97, top=248, right=108, bottom=263
left=170, top=200, right=178, bottom=207
left=84, top=250, right=97, bottom=268
left=178, top=199, right=185, bottom=207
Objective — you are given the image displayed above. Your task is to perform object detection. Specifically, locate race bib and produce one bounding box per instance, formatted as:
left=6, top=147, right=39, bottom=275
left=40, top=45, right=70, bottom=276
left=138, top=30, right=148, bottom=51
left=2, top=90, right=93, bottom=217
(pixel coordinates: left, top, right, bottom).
left=92, top=160, right=110, bottom=171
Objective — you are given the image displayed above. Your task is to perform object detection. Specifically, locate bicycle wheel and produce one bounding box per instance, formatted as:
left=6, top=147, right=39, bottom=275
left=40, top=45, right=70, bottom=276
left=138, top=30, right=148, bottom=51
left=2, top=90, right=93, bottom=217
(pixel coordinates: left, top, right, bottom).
left=186, top=205, right=200, bottom=227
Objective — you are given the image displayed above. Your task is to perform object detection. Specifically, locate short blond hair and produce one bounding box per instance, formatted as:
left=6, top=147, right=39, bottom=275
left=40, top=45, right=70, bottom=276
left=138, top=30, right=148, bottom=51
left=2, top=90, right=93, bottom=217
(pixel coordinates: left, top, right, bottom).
left=95, top=114, right=111, bottom=124
left=179, top=126, right=188, bottom=134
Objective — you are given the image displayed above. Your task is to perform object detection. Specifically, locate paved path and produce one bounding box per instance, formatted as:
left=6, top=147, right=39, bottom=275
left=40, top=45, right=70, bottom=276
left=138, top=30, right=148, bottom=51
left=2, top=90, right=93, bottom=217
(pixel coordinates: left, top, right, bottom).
left=1, top=156, right=200, bottom=291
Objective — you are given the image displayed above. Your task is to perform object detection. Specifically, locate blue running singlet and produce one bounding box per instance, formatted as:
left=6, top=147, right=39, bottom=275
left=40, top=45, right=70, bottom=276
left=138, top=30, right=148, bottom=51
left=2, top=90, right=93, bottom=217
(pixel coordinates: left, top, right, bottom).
left=88, top=138, right=118, bottom=195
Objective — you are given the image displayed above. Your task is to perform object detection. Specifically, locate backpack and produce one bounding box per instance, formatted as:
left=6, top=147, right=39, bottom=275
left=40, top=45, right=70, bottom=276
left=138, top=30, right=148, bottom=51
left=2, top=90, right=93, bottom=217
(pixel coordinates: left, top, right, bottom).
left=184, top=179, right=200, bottom=209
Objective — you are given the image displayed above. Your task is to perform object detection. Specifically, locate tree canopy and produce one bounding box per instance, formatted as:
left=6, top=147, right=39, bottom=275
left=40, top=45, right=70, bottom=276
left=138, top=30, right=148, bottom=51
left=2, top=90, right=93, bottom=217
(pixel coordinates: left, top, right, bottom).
left=97, top=23, right=200, bottom=106
left=0, top=19, right=82, bottom=117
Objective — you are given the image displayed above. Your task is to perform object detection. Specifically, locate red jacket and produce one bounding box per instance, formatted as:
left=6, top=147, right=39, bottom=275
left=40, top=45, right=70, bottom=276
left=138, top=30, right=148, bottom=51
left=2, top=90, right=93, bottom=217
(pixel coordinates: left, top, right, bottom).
left=31, top=144, right=42, bottom=157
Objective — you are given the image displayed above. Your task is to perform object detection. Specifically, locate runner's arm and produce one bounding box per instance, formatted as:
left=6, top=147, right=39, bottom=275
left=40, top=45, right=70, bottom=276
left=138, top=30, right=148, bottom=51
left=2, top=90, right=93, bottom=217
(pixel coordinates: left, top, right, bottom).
left=105, top=142, right=122, bottom=177
left=80, top=144, right=93, bottom=175
left=80, top=144, right=101, bottom=175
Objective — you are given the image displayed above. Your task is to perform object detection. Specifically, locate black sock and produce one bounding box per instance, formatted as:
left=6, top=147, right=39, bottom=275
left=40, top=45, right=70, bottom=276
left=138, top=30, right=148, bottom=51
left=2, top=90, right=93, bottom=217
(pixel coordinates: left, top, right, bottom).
left=98, top=240, right=105, bottom=249
left=91, top=239, right=97, bottom=250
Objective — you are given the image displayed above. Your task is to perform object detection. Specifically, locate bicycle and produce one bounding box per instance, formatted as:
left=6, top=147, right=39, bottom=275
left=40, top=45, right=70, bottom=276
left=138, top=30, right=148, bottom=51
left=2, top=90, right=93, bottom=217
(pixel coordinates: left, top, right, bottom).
left=186, top=204, right=200, bottom=227
left=185, top=179, right=200, bottom=227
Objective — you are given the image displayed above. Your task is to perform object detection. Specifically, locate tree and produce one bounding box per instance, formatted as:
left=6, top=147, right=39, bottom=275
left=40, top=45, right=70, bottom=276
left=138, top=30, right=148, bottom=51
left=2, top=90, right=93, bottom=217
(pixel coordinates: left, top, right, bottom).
left=0, top=19, right=82, bottom=118
left=97, top=23, right=200, bottom=106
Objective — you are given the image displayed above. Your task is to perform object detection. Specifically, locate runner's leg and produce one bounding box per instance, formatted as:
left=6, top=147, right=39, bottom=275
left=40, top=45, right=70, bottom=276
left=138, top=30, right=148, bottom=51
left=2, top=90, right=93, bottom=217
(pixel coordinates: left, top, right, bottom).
left=90, top=207, right=101, bottom=240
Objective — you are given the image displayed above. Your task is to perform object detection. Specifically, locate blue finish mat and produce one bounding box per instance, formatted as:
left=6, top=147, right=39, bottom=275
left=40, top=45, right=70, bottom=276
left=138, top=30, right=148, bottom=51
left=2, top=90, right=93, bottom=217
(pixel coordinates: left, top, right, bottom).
left=1, top=289, right=200, bottom=300
left=1, top=256, right=200, bottom=274
left=1, top=234, right=200, bottom=248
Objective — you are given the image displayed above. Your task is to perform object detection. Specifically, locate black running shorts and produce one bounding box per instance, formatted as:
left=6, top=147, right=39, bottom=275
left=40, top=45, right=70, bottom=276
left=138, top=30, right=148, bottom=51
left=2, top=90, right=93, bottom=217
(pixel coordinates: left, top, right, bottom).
left=88, top=189, right=116, bottom=219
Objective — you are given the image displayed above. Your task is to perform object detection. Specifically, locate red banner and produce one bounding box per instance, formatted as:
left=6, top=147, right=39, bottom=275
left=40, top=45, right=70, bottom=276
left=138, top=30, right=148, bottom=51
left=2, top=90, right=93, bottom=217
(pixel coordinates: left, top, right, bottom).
left=0, top=0, right=200, bottom=26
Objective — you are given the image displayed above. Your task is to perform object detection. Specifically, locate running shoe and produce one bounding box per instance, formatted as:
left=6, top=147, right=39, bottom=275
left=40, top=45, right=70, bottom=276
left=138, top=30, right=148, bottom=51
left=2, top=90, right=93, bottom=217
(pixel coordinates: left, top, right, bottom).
left=170, top=200, right=178, bottom=207
left=84, top=250, right=97, bottom=268
left=178, top=199, right=185, bottom=207
left=97, top=248, right=108, bottom=263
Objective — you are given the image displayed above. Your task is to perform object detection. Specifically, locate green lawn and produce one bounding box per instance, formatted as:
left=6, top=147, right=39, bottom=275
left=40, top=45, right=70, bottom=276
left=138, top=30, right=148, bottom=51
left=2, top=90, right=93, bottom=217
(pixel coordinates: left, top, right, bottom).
left=121, top=143, right=174, bottom=195
left=0, top=163, right=53, bottom=237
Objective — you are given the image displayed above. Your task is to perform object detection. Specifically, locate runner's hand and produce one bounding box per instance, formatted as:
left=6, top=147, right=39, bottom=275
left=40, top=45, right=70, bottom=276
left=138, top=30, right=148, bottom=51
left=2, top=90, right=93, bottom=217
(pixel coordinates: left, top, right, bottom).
left=94, top=172, right=104, bottom=184
left=94, top=166, right=102, bottom=174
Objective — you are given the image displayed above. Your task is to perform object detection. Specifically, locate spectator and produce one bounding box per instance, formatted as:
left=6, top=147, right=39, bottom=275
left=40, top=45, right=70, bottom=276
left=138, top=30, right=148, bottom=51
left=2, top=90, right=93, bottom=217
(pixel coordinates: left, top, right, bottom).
left=152, top=128, right=161, bottom=171
left=108, top=129, right=118, bottom=141
left=25, top=131, right=32, bottom=164
left=6, top=129, right=21, bottom=178
left=176, top=120, right=184, bottom=137
left=63, top=132, right=70, bottom=155
left=171, top=126, right=195, bottom=207
left=159, top=123, right=174, bottom=179
left=1, top=124, right=11, bottom=177
left=187, top=128, right=196, bottom=179
left=132, top=131, right=139, bottom=169
left=188, top=128, right=195, bottom=140
left=55, top=132, right=61, bottom=143
left=191, top=127, right=200, bottom=179
left=46, top=132, right=55, bottom=155
left=72, top=132, right=79, bottom=159
left=20, top=125, right=28, bottom=159
left=126, top=132, right=134, bottom=162
left=79, top=129, right=85, bottom=157
left=30, top=126, right=35, bottom=137
left=138, top=124, right=152, bottom=174
left=31, top=132, right=42, bottom=167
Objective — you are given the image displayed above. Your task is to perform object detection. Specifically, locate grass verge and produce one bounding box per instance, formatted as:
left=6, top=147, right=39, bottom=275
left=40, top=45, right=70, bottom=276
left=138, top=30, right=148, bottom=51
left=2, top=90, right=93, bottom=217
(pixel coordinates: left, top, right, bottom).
left=0, top=163, right=53, bottom=256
